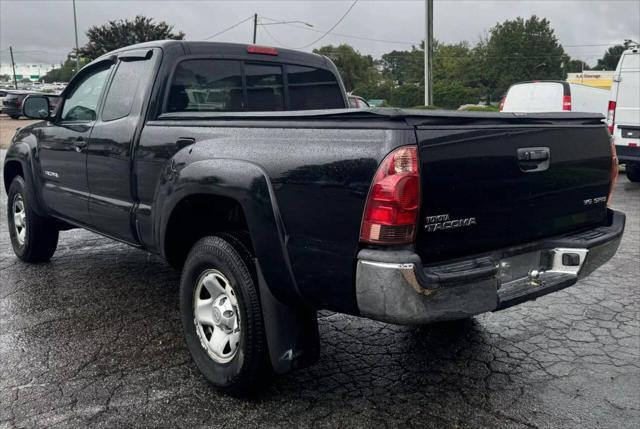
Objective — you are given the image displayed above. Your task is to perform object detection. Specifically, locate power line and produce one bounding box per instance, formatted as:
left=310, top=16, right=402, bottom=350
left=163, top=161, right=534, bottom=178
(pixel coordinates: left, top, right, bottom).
left=260, top=24, right=297, bottom=49
left=256, top=16, right=622, bottom=51
left=203, top=15, right=254, bottom=41
left=266, top=20, right=416, bottom=47
left=293, top=0, right=359, bottom=49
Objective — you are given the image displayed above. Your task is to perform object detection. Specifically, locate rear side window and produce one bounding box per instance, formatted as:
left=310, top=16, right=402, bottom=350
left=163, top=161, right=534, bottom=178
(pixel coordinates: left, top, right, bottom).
left=102, top=59, right=152, bottom=121
left=245, top=63, right=284, bottom=111
left=167, top=60, right=243, bottom=112
left=287, top=65, right=344, bottom=110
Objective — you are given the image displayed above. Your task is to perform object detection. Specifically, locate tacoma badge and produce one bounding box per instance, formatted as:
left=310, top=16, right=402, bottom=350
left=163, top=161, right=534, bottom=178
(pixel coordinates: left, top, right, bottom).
left=424, top=214, right=477, bottom=232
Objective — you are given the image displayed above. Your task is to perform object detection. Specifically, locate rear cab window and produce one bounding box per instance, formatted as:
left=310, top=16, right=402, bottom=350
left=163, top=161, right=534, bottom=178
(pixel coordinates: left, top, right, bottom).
left=245, top=63, right=284, bottom=111
left=287, top=65, right=344, bottom=110
left=168, top=60, right=244, bottom=112
left=165, top=58, right=345, bottom=113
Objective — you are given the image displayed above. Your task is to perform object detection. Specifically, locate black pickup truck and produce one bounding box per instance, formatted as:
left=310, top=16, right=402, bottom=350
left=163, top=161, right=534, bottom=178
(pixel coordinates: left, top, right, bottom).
left=4, top=41, right=625, bottom=394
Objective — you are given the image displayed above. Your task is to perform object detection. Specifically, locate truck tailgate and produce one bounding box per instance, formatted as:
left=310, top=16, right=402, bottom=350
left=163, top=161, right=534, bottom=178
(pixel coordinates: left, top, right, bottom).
left=415, top=123, right=613, bottom=263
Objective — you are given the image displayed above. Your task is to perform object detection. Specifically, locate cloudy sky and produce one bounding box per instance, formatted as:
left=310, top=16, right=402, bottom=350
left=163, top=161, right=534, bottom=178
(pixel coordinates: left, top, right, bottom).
left=1, top=0, right=639, bottom=66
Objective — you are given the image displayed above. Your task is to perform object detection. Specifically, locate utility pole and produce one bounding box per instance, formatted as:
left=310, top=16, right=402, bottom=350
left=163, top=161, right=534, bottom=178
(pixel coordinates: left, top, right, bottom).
left=424, top=0, right=433, bottom=106
left=253, top=13, right=258, bottom=44
left=72, top=0, right=80, bottom=73
left=9, top=46, right=18, bottom=89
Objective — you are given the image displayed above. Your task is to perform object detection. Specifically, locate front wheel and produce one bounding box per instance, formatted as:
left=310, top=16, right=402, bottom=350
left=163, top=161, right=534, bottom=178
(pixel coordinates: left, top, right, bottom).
left=179, top=236, right=269, bottom=395
left=626, top=163, right=640, bottom=182
left=7, top=176, right=59, bottom=262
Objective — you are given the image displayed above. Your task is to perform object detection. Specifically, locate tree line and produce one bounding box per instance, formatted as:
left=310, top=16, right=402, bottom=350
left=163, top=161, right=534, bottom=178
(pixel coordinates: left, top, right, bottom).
left=39, top=15, right=626, bottom=109
left=315, top=16, right=627, bottom=108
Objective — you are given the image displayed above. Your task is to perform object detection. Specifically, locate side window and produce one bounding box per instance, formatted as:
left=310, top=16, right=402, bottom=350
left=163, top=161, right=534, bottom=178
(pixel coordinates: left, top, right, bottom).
left=287, top=65, right=344, bottom=110
left=167, top=60, right=243, bottom=112
left=61, top=66, right=111, bottom=121
left=102, top=59, right=152, bottom=121
left=245, top=63, right=284, bottom=111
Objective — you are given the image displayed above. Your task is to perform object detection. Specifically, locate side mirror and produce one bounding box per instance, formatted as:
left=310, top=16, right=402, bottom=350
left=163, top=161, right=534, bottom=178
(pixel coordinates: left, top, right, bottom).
left=22, top=95, right=51, bottom=120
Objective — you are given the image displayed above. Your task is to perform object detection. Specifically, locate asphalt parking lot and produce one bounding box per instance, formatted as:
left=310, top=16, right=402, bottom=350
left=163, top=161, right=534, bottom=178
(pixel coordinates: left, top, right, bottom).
left=0, top=116, right=37, bottom=150
left=1, top=147, right=639, bottom=428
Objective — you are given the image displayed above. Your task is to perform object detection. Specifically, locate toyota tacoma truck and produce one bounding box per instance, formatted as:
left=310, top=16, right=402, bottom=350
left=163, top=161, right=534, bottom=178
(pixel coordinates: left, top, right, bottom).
left=4, top=41, right=625, bottom=394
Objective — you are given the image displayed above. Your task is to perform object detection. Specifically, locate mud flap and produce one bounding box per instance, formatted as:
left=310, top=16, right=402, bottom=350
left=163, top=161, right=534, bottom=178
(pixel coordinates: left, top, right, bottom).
left=255, top=260, right=320, bottom=374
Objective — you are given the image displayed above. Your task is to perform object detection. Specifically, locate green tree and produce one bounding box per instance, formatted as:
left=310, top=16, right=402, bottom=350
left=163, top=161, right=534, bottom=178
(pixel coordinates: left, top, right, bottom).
left=313, top=44, right=378, bottom=92
left=432, top=41, right=485, bottom=108
left=595, top=45, right=625, bottom=70
left=379, top=44, right=423, bottom=85
left=565, top=58, right=590, bottom=73
left=41, top=55, right=91, bottom=82
left=483, top=16, right=567, bottom=99
left=79, top=15, right=184, bottom=60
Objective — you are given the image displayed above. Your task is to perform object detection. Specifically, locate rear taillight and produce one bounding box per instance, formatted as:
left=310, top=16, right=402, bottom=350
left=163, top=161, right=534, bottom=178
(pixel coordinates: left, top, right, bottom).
left=360, top=146, right=420, bottom=244
left=606, top=100, right=616, bottom=135
left=562, top=95, right=572, bottom=111
left=498, top=96, right=505, bottom=112
left=608, top=140, right=618, bottom=203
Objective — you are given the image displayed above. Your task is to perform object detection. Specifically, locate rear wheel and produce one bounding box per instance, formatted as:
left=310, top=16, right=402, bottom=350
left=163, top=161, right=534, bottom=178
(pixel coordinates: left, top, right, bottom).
left=9, top=115, right=19, bottom=120
left=7, top=176, right=59, bottom=262
left=626, top=163, right=640, bottom=182
left=179, top=235, right=269, bottom=395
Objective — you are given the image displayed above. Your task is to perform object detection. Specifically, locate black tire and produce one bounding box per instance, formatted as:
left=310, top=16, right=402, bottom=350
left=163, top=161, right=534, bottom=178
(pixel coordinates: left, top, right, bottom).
left=7, top=176, right=59, bottom=262
left=626, top=163, right=640, bottom=182
left=180, top=235, right=269, bottom=395
left=9, top=115, right=19, bottom=120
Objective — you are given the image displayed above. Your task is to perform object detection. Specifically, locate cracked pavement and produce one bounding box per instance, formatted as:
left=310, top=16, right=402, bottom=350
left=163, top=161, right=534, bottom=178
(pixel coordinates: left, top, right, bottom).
left=1, top=151, right=638, bottom=428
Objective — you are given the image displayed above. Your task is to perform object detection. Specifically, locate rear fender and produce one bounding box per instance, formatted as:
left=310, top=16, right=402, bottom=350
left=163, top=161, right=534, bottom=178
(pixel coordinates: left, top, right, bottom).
left=156, top=158, right=304, bottom=306
left=156, top=158, right=321, bottom=373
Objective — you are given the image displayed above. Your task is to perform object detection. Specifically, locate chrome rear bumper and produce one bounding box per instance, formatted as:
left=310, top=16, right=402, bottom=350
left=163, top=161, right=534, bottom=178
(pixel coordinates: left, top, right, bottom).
left=356, top=209, right=625, bottom=325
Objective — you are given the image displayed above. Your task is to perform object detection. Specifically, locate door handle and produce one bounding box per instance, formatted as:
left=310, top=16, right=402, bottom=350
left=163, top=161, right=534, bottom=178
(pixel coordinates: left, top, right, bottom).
left=517, top=148, right=549, bottom=162
left=176, top=137, right=196, bottom=150
left=74, top=138, right=87, bottom=152
left=517, top=147, right=550, bottom=172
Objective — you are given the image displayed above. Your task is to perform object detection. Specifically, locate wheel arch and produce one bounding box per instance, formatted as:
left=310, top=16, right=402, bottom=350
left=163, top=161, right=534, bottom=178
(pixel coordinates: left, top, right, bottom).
left=157, top=158, right=304, bottom=305
left=3, top=159, right=24, bottom=193
left=3, top=143, right=48, bottom=217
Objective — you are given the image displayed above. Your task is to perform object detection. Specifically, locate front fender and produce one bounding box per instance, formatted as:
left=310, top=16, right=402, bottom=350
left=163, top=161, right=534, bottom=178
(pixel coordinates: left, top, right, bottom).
left=3, top=131, right=48, bottom=217
left=155, top=158, right=304, bottom=305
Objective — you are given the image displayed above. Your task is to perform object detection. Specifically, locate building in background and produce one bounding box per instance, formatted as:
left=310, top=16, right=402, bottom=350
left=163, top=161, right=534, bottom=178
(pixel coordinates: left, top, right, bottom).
left=566, top=71, right=615, bottom=90
left=0, top=63, right=55, bottom=81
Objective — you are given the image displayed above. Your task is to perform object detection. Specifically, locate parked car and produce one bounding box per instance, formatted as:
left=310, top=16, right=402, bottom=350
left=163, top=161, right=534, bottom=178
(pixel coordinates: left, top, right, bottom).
left=2, top=91, right=37, bottom=119
left=500, top=81, right=609, bottom=115
left=0, top=89, right=8, bottom=113
left=607, top=45, right=640, bottom=182
left=348, top=94, right=370, bottom=108
left=5, top=41, right=624, bottom=395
